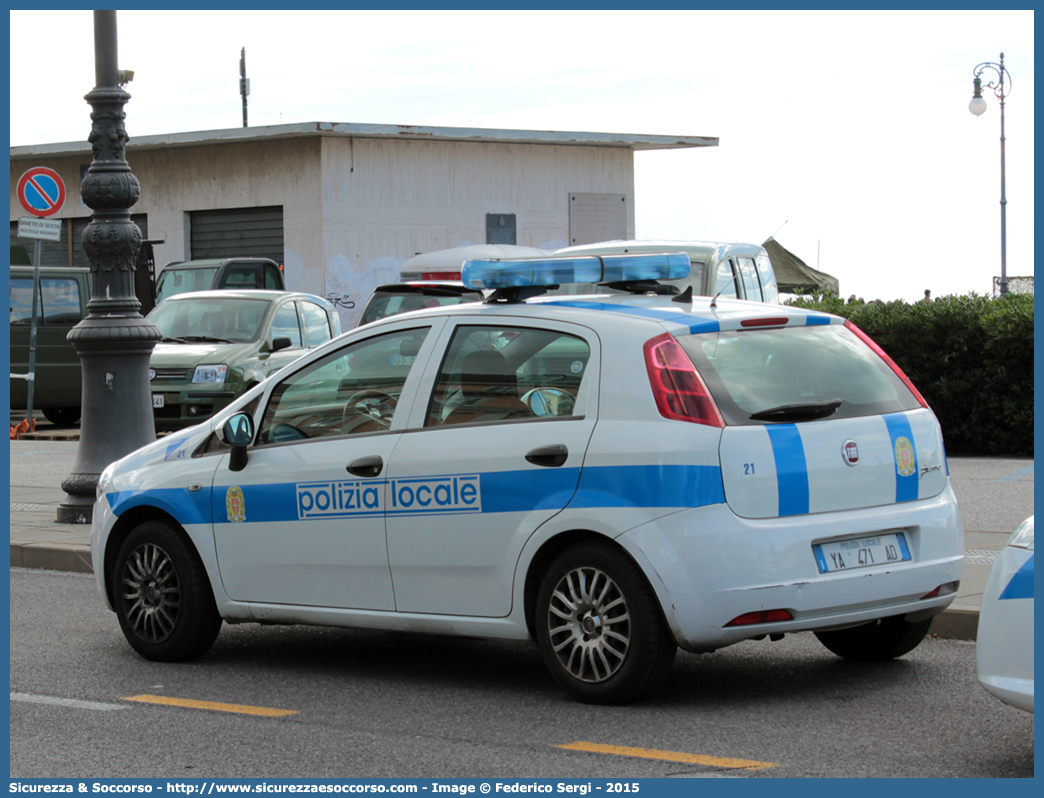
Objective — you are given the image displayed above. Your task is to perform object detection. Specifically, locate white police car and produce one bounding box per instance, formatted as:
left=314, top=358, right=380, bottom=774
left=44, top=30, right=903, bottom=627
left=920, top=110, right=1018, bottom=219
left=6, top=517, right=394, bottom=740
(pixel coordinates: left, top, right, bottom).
left=91, top=252, right=964, bottom=704
left=977, top=516, right=1034, bottom=713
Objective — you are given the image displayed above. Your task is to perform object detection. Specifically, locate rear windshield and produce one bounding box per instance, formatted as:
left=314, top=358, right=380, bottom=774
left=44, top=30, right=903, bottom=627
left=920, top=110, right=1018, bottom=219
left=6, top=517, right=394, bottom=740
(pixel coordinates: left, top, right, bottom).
left=155, top=267, right=218, bottom=303
left=676, top=324, right=921, bottom=426
left=359, top=289, right=482, bottom=326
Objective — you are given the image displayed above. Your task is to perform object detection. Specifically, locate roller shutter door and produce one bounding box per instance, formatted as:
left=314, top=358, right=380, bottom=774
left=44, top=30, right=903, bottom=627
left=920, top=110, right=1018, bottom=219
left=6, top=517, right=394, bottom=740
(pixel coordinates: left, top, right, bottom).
left=190, top=206, right=284, bottom=264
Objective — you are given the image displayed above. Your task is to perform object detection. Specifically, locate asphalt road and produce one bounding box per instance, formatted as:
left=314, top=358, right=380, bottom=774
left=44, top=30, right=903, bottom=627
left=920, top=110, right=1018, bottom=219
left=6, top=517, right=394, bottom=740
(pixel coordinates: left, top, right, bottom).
left=10, top=568, right=1033, bottom=780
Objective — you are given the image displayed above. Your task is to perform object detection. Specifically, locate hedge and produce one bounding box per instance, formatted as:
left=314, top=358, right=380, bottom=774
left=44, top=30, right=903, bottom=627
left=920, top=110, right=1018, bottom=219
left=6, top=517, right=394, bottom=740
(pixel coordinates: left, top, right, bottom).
left=784, top=293, right=1034, bottom=456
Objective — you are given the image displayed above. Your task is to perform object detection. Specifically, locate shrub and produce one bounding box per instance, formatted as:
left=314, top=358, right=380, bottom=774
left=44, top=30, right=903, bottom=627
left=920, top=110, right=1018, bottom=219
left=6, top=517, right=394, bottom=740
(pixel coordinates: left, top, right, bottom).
left=784, top=293, right=1033, bottom=456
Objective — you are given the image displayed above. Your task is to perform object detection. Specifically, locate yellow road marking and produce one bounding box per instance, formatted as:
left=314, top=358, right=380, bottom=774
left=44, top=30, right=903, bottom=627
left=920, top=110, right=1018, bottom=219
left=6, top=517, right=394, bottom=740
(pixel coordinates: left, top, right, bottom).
left=121, top=694, right=297, bottom=717
left=557, top=741, right=776, bottom=771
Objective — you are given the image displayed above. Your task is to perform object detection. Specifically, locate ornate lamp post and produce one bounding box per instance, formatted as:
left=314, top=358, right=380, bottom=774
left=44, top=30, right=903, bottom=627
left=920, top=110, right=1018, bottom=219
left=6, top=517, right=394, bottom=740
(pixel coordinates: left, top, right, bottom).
left=968, top=52, right=1012, bottom=297
left=58, top=11, right=161, bottom=523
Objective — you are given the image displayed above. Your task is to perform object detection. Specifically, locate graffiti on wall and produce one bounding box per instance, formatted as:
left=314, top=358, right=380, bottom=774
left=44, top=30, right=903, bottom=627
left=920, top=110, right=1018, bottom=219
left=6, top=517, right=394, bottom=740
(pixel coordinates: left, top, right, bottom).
left=325, top=254, right=403, bottom=329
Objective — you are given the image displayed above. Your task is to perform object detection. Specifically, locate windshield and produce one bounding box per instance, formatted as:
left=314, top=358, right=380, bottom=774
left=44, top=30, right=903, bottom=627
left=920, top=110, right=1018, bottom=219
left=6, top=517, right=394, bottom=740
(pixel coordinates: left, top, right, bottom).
left=676, top=324, right=921, bottom=426
left=148, top=296, right=271, bottom=343
left=155, top=267, right=219, bottom=303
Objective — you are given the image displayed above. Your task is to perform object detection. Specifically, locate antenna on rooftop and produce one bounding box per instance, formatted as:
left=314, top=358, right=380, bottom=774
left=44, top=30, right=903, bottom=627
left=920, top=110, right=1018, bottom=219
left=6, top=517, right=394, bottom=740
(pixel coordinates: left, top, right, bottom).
left=240, top=47, right=250, bottom=128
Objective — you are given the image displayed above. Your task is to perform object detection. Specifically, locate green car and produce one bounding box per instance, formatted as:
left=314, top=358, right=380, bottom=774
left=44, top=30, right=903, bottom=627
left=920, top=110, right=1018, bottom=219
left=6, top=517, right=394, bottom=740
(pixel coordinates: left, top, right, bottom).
left=9, top=265, right=91, bottom=425
left=147, top=290, right=342, bottom=431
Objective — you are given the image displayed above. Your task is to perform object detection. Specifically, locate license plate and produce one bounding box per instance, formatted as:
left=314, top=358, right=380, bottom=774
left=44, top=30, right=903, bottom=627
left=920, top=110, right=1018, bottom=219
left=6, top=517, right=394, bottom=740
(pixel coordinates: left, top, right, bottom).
left=152, top=394, right=165, bottom=408
left=813, top=532, right=911, bottom=574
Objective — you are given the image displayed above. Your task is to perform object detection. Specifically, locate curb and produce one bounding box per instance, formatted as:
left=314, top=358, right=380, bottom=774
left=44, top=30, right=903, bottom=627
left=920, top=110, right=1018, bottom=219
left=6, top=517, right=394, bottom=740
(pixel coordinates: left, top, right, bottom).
left=11, top=542, right=94, bottom=574
left=927, top=607, right=978, bottom=642
left=9, top=542, right=981, bottom=641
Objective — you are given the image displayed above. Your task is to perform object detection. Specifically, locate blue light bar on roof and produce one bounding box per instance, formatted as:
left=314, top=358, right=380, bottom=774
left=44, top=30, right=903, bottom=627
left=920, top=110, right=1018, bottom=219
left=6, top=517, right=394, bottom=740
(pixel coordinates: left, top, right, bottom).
left=460, top=252, right=691, bottom=290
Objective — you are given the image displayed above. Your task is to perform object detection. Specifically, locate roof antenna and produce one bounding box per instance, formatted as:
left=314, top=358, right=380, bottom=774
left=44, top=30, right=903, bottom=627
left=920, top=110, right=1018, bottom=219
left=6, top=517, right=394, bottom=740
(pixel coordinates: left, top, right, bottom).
left=709, top=275, right=737, bottom=309
left=770, top=220, right=788, bottom=239
left=672, top=286, right=693, bottom=304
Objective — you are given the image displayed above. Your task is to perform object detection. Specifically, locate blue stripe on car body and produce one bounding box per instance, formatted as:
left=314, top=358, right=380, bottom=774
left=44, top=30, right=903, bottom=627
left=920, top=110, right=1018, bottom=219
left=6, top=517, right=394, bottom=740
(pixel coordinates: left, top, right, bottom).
left=765, top=425, right=810, bottom=516
left=105, top=464, right=727, bottom=527
left=884, top=413, right=919, bottom=503
left=999, top=555, right=1034, bottom=600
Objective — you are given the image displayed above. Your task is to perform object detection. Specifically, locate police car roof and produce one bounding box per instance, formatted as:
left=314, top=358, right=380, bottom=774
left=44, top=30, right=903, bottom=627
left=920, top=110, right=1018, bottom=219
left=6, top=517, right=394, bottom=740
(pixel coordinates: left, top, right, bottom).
left=366, top=290, right=838, bottom=333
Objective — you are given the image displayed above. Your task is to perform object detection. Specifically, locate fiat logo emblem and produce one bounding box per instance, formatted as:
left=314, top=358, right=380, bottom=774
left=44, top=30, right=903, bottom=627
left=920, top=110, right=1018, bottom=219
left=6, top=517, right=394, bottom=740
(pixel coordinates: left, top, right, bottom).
left=842, top=440, right=860, bottom=466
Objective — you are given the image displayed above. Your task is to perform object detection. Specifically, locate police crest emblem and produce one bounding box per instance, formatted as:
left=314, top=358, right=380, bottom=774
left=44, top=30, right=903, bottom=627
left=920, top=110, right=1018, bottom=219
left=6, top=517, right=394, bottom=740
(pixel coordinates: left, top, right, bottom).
left=894, top=437, right=916, bottom=477
left=226, top=486, right=246, bottom=523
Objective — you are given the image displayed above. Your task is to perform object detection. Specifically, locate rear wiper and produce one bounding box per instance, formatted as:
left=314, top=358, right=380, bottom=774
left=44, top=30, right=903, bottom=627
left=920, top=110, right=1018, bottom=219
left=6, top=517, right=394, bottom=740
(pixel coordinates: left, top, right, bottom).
left=749, top=399, right=842, bottom=422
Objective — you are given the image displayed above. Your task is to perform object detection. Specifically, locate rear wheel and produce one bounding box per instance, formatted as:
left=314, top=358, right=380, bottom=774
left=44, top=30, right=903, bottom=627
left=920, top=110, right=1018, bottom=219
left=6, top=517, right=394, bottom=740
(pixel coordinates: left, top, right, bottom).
left=535, top=542, right=676, bottom=704
left=814, top=616, right=933, bottom=661
left=113, top=520, right=222, bottom=661
left=42, top=406, right=80, bottom=426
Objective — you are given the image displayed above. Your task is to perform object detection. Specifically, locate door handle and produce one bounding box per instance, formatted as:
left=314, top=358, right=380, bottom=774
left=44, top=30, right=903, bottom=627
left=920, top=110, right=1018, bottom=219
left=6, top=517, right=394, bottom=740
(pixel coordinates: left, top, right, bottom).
left=346, top=456, right=383, bottom=478
left=525, top=444, right=569, bottom=468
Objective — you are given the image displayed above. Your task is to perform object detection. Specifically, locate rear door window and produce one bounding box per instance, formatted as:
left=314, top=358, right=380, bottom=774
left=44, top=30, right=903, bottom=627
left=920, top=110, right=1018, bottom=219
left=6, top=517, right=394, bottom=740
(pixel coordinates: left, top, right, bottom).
left=713, top=259, right=738, bottom=299
left=738, top=257, right=762, bottom=301
left=676, top=325, right=921, bottom=425
left=426, top=325, right=590, bottom=426
left=755, top=253, right=779, bottom=304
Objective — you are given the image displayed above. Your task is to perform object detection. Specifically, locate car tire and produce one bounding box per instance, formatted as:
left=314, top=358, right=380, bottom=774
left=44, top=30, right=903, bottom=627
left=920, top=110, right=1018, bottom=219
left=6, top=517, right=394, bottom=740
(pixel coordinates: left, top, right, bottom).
left=42, top=406, right=80, bottom=426
left=814, top=616, right=933, bottom=662
left=113, top=520, right=222, bottom=662
left=535, top=542, right=676, bottom=704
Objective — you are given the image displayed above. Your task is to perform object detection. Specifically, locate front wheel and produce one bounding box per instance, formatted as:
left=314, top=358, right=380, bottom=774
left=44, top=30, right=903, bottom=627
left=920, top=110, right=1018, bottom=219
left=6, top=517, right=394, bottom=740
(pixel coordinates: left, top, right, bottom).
left=535, top=542, right=676, bottom=704
left=113, top=520, right=222, bottom=662
left=814, top=616, right=933, bottom=661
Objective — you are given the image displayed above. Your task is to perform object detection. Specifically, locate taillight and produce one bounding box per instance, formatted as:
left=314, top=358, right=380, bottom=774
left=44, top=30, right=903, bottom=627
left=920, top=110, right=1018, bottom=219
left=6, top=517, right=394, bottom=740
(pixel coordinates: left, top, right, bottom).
left=421, top=271, right=459, bottom=281
left=725, top=609, right=794, bottom=627
left=844, top=320, right=929, bottom=408
left=643, top=333, right=724, bottom=427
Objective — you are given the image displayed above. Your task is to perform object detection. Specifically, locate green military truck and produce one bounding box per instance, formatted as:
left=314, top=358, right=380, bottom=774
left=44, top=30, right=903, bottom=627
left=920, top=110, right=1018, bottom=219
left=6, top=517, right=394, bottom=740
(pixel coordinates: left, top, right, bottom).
left=9, top=263, right=91, bottom=425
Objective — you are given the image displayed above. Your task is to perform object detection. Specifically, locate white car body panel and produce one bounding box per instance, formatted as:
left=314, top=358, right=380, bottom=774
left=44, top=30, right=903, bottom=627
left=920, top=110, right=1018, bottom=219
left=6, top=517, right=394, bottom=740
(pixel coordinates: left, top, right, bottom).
left=91, top=291, right=965, bottom=664
left=977, top=517, right=1034, bottom=713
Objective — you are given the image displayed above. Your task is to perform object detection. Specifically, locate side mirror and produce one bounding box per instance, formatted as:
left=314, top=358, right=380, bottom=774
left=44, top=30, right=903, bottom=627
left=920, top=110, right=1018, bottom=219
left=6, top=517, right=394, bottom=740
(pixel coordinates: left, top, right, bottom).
left=223, top=412, right=255, bottom=472
left=271, top=336, right=292, bottom=353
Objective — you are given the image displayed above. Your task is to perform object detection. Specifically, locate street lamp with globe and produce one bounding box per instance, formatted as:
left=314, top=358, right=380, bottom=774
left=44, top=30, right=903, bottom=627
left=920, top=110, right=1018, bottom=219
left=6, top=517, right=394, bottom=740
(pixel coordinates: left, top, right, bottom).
left=969, top=53, right=1012, bottom=297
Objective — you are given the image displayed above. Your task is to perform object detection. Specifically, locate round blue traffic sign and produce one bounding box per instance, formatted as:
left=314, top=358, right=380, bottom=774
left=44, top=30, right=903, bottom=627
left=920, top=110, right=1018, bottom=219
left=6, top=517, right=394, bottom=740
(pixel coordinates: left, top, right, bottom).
left=17, top=166, right=66, bottom=218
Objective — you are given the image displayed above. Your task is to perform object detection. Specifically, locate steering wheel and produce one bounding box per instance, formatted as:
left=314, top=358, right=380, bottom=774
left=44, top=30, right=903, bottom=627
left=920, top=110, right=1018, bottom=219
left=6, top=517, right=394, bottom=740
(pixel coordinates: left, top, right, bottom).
left=521, top=387, right=576, bottom=417
left=342, top=390, right=398, bottom=430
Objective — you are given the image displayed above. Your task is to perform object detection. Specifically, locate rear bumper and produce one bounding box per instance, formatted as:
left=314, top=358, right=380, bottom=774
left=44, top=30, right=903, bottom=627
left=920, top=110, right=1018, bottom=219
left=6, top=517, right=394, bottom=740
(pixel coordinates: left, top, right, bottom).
left=619, top=483, right=964, bottom=651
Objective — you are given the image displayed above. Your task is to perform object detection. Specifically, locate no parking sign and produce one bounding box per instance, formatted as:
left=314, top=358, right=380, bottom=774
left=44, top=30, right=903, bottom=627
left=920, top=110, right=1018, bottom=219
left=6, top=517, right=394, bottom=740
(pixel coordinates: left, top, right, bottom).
left=17, top=166, right=66, bottom=218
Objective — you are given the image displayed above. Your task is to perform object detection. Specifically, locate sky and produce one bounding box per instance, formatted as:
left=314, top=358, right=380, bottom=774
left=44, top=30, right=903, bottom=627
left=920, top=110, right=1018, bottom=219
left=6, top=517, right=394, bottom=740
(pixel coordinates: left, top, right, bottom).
left=8, top=8, right=1035, bottom=303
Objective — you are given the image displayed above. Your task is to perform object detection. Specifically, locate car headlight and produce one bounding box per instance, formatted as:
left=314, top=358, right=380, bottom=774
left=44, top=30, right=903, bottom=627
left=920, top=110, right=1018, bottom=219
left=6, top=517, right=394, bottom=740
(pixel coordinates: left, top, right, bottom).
left=1006, top=516, right=1034, bottom=551
left=96, top=462, right=116, bottom=501
left=192, top=364, right=228, bottom=384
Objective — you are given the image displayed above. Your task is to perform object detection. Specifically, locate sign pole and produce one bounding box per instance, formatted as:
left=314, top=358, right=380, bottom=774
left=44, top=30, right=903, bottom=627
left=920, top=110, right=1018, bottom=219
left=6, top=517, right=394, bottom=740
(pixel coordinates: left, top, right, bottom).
left=16, top=165, right=67, bottom=434
left=25, top=239, right=43, bottom=431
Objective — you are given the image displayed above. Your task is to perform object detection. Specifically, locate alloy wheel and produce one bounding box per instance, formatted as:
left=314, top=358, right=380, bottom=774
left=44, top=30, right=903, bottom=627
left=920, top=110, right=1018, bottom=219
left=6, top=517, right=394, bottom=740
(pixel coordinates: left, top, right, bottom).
left=546, top=566, right=631, bottom=683
left=120, top=542, right=182, bottom=644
